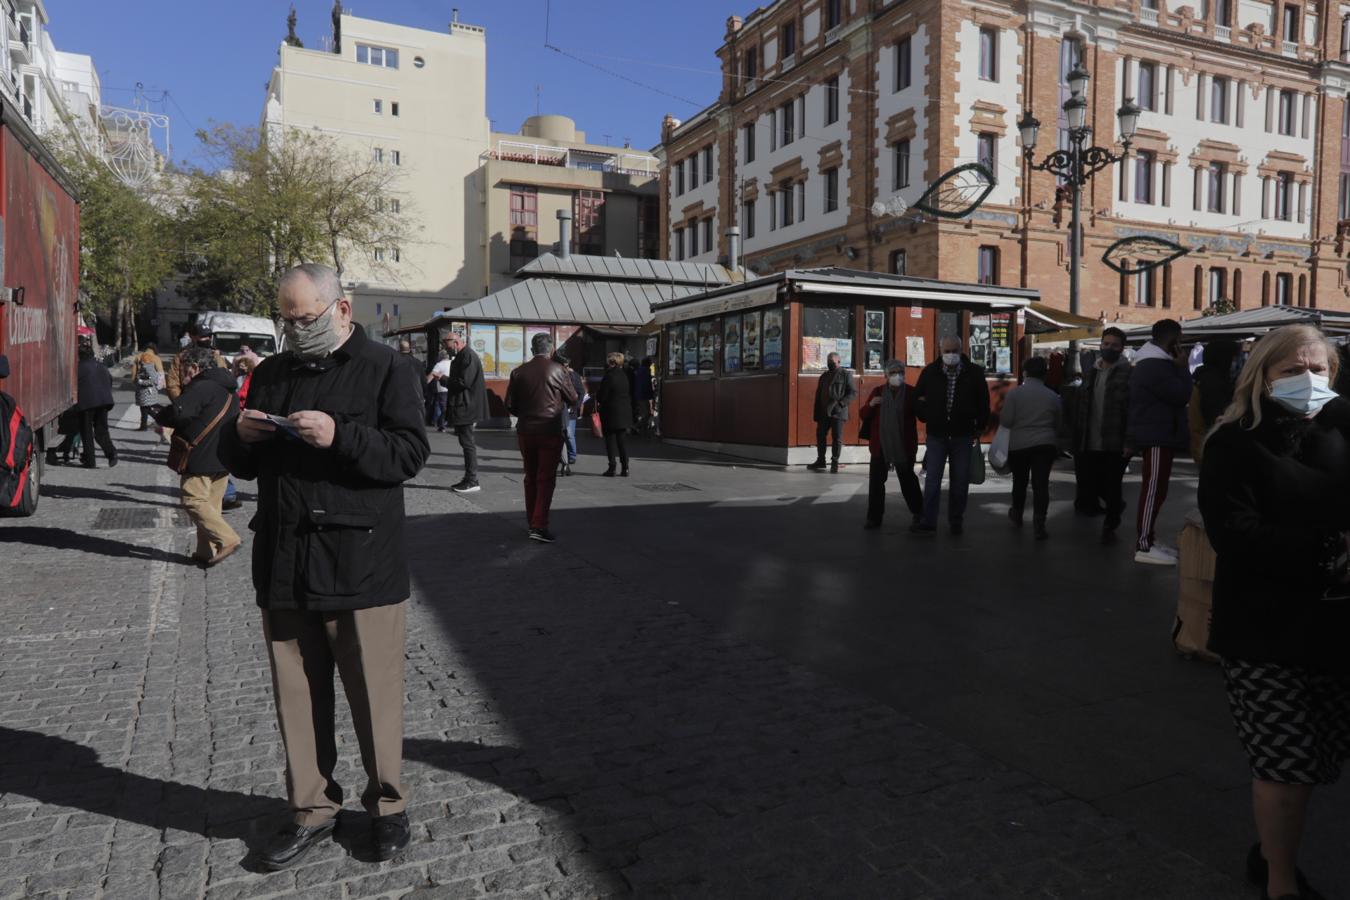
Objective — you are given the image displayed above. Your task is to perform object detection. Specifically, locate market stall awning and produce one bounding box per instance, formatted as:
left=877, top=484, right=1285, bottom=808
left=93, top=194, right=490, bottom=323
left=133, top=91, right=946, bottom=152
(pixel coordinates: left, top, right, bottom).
left=1025, top=302, right=1103, bottom=338
left=1119, top=306, right=1350, bottom=343
left=651, top=267, right=1037, bottom=325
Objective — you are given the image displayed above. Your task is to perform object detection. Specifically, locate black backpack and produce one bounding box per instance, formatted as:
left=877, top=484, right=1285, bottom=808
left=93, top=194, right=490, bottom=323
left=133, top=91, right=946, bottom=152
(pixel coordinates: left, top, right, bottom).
left=0, top=391, right=34, bottom=510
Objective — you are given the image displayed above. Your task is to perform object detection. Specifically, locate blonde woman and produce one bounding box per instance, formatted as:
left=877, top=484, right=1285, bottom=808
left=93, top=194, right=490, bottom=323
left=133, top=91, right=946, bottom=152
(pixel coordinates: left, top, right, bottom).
left=1198, top=324, right=1350, bottom=900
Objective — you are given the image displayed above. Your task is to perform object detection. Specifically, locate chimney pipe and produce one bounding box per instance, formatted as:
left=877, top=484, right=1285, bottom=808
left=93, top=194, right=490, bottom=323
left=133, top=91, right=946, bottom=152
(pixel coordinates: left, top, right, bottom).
left=452, top=8, right=460, bottom=24
left=725, top=226, right=741, bottom=274
left=557, top=208, right=573, bottom=259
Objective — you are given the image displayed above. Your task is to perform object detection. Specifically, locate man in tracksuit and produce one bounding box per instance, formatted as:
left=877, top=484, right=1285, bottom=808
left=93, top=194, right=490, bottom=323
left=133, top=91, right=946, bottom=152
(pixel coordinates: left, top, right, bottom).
left=1126, top=318, right=1192, bottom=565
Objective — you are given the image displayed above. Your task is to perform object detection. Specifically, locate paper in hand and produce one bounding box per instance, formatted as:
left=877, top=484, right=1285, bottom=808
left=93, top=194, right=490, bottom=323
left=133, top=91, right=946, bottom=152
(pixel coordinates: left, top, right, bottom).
left=263, top=413, right=303, bottom=438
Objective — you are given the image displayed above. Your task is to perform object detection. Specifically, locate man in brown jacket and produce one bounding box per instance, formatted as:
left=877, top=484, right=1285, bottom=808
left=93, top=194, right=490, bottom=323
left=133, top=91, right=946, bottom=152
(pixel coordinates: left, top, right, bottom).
left=166, top=322, right=228, bottom=400
left=505, top=332, right=577, bottom=543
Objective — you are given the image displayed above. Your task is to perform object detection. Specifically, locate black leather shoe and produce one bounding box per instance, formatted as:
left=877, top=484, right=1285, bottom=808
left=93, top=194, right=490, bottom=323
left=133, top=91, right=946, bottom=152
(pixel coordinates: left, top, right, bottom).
left=1248, top=843, right=1323, bottom=900
left=258, top=819, right=335, bottom=871
left=371, top=812, right=410, bottom=861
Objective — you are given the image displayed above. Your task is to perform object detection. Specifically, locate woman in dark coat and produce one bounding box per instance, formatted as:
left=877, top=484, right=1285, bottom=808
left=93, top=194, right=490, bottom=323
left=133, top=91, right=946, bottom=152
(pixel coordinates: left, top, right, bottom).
left=1198, top=324, right=1350, bottom=900
left=597, top=352, right=633, bottom=477
left=48, top=340, right=117, bottom=468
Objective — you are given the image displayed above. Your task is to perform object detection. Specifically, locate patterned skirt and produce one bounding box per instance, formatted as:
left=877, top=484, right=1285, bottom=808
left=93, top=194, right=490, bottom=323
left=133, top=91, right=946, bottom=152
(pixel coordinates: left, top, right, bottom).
left=1223, top=659, right=1350, bottom=785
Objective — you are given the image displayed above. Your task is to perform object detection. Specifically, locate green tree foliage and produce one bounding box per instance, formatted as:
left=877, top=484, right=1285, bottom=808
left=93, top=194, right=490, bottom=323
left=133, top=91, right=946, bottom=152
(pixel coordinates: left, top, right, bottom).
left=175, top=125, right=413, bottom=316
left=53, top=145, right=174, bottom=354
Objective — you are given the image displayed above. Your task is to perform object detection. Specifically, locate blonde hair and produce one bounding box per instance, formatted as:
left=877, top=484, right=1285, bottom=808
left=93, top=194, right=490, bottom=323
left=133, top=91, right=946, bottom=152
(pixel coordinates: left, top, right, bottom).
left=1213, top=324, right=1339, bottom=432
left=607, top=352, right=625, bottom=367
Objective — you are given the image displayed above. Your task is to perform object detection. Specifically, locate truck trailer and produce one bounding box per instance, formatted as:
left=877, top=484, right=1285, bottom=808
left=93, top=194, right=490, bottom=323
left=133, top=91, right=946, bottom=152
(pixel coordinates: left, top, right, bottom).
left=0, top=90, right=81, bottom=516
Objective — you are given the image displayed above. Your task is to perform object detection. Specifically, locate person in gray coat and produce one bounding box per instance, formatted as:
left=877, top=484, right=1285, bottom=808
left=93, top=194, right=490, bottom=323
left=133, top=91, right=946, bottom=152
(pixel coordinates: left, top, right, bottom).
left=1000, top=356, right=1063, bottom=539
left=808, top=352, right=857, bottom=473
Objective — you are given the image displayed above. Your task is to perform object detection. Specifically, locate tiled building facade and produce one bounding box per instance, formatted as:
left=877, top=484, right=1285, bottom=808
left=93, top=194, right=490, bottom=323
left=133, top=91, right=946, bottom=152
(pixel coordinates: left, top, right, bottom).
left=660, top=0, right=1350, bottom=323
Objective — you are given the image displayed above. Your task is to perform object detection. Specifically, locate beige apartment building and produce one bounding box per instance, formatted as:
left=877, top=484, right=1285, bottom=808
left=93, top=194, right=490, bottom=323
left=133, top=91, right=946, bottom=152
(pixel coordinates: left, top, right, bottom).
left=661, top=0, right=1350, bottom=330
left=477, top=115, right=660, bottom=294
left=263, top=8, right=490, bottom=332
left=263, top=9, right=661, bottom=334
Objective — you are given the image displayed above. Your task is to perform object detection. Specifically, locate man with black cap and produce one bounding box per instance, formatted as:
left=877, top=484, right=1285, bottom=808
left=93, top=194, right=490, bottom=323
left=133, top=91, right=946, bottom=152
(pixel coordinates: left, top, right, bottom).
left=166, top=322, right=228, bottom=401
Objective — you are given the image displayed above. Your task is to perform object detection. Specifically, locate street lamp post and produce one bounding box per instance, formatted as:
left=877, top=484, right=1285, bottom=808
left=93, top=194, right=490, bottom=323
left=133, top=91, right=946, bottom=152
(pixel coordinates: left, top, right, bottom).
left=1018, top=64, right=1141, bottom=375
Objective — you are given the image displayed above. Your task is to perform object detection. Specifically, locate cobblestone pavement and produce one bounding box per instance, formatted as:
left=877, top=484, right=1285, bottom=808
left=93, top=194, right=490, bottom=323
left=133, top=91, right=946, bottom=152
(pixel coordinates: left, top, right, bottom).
left=0, top=397, right=1255, bottom=898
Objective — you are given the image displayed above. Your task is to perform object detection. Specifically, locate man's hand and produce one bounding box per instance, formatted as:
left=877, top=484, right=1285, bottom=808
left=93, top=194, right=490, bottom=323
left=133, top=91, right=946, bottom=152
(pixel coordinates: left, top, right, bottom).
left=236, top=409, right=277, bottom=444
left=869, top=396, right=882, bottom=408
left=288, top=411, right=336, bottom=449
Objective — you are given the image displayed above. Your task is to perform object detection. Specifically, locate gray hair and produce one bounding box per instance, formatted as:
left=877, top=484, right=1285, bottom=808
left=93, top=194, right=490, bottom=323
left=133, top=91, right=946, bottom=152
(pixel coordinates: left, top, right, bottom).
left=279, top=263, right=345, bottom=304
left=180, top=346, right=216, bottom=372
left=531, top=333, right=553, bottom=356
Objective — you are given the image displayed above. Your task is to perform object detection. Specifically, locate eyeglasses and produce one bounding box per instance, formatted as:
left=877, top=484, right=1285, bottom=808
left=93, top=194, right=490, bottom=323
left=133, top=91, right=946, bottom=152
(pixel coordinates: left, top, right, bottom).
left=279, top=298, right=340, bottom=329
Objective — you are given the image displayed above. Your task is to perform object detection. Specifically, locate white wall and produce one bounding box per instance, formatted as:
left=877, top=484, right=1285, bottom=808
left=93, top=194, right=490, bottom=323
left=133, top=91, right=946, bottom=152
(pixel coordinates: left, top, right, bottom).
left=738, top=67, right=853, bottom=255
left=953, top=21, right=1020, bottom=207
left=668, top=138, right=720, bottom=262
left=1112, top=58, right=1313, bottom=240
left=873, top=23, right=930, bottom=214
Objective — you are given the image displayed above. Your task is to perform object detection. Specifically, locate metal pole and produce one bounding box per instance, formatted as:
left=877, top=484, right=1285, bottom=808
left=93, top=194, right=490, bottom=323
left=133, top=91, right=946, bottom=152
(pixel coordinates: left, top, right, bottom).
left=1067, top=131, right=1083, bottom=379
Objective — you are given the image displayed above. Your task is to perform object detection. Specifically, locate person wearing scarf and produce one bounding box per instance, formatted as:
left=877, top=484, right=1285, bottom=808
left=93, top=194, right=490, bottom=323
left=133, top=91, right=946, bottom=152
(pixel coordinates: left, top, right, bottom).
left=860, top=360, right=921, bottom=529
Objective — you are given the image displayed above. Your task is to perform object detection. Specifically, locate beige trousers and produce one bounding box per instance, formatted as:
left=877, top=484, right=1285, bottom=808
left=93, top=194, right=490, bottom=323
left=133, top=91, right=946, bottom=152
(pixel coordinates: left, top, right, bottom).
left=179, top=473, right=240, bottom=561
left=262, top=602, right=407, bottom=825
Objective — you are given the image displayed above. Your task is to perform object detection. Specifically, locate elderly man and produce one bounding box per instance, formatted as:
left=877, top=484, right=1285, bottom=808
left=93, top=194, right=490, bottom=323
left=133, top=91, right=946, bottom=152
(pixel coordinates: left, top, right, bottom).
left=807, top=351, right=856, bottom=473
left=506, top=332, right=577, bottom=542
left=219, top=264, right=429, bottom=870
left=913, top=335, right=990, bottom=535
left=438, top=330, right=487, bottom=492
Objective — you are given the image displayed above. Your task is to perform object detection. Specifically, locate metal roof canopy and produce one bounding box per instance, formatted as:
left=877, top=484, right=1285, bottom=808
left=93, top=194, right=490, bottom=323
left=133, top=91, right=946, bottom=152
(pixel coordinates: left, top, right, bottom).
left=386, top=279, right=706, bottom=337
left=1119, top=306, right=1350, bottom=343
left=516, top=253, right=735, bottom=287
left=651, top=267, right=1037, bottom=325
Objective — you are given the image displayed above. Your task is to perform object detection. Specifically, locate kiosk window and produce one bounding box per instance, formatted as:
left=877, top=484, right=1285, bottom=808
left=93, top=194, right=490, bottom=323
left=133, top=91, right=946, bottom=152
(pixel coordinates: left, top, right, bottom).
left=800, top=306, right=854, bottom=372
left=667, top=326, right=682, bottom=376
left=682, top=323, right=698, bottom=374
left=762, top=308, right=785, bottom=369
left=697, top=320, right=716, bottom=374
left=935, top=311, right=961, bottom=362
left=863, top=309, right=888, bottom=371
left=741, top=311, right=763, bottom=371
left=723, top=317, right=742, bottom=373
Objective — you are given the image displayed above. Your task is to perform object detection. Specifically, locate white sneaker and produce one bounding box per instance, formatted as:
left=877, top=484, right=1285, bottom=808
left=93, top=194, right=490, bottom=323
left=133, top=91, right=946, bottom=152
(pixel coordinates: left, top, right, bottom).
left=1153, top=543, right=1179, bottom=558
left=1134, top=547, right=1177, bottom=566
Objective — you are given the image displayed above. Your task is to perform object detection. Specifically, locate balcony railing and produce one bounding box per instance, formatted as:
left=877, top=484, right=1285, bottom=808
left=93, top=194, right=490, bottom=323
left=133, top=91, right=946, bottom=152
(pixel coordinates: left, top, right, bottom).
left=1282, top=40, right=1298, bottom=57
left=481, top=140, right=657, bottom=177
left=824, top=24, right=842, bottom=46
left=1215, top=25, right=1231, bottom=42
left=1140, top=8, right=1159, bottom=25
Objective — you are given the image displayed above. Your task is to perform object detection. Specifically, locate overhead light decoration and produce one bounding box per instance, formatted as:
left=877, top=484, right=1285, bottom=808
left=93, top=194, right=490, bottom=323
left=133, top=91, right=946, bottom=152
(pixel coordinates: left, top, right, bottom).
left=1101, top=235, right=1192, bottom=275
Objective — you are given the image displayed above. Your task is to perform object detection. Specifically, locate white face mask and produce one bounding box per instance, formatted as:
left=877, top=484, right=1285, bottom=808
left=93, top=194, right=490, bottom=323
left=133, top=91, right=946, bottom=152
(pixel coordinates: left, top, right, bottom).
left=887, top=374, right=903, bottom=387
left=1269, top=371, right=1338, bottom=418
left=942, top=352, right=960, bottom=367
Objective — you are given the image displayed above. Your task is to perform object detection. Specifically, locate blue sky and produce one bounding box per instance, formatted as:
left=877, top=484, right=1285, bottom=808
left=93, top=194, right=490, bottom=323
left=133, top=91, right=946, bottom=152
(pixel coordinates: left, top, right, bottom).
left=53, top=0, right=731, bottom=168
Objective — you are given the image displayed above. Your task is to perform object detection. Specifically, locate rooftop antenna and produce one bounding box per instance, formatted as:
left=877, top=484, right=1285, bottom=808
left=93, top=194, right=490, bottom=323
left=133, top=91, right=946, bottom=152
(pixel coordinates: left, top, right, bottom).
left=535, top=84, right=542, bottom=117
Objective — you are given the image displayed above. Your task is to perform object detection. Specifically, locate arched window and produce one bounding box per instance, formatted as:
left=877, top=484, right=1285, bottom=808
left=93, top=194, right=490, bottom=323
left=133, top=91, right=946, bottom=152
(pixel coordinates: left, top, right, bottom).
left=1262, top=271, right=1271, bottom=306
left=1232, top=269, right=1243, bottom=309
left=1193, top=265, right=1204, bottom=310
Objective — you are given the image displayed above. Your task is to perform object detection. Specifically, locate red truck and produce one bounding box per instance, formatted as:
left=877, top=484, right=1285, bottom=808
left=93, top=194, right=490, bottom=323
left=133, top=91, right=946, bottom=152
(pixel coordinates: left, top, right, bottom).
left=0, top=91, right=81, bottom=516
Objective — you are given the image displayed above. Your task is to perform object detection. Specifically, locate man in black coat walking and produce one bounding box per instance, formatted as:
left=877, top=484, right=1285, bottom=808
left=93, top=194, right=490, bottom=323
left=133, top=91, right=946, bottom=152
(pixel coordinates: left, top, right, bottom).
left=53, top=339, right=117, bottom=468
left=808, top=352, right=857, bottom=473
left=439, top=331, right=488, bottom=492
left=913, top=336, right=990, bottom=535
left=219, top=264, right=429, bottom=871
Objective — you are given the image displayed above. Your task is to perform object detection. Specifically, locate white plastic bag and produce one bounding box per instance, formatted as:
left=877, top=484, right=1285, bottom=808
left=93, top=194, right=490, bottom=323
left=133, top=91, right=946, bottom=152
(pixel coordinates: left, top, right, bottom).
left=989, top=425, right=1011, bottom=474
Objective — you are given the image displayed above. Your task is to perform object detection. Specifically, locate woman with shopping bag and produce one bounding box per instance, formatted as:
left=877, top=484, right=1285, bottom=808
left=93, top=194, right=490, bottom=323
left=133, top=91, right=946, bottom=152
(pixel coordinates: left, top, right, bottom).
left=998, top=356, right=1063, bottom=540
left=1198, top=324, right=1350, bottom=900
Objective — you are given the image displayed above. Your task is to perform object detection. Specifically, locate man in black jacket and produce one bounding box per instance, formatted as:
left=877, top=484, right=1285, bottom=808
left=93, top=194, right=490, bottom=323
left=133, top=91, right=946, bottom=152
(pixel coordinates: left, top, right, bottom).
left=70, top=339, right=118, bottom=468
left=153, top=346, right=239, bottom=565
left=439, top=331, right=487, bottom=492
left=913, top=336, right=991, bottom=535
left=1071, top=326, right=1132, bottom=539
left=219, top=264, right=429, bottom=870
left=1127, top=318, right=1192, bottom=565
left=808, top=352, right=857, bottom=473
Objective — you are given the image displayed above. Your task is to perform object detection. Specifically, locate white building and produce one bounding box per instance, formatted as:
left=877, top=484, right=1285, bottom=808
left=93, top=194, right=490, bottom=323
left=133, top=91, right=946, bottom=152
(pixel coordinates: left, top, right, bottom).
left=262, top=7, right=491, bottom=334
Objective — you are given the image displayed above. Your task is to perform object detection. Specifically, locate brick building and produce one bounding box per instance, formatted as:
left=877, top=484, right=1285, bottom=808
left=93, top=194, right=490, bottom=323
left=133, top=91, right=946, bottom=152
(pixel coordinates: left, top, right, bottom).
left=659, top=0, right=1350, bottom=324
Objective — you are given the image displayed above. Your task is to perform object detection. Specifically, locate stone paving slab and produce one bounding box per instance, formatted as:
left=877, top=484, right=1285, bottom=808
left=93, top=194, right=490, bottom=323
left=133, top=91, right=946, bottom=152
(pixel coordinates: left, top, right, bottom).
left=0, top=403, right=1253, bottom=898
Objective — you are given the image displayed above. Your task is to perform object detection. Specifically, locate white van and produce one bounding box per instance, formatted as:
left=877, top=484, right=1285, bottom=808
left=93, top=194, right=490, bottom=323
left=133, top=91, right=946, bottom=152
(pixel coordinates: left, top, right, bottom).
left=197, top=312, right=278, bottom=364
